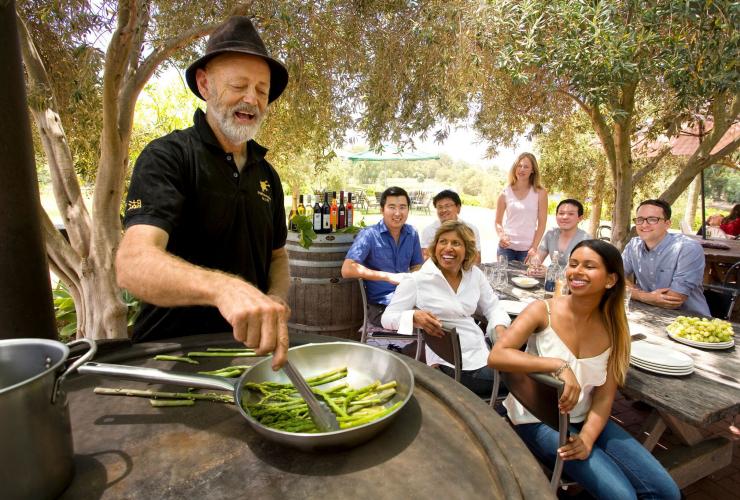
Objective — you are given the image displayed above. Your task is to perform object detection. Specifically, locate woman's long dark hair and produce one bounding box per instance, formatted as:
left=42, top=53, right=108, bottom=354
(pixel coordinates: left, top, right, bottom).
left=571, top=239, right=630, bottom=385
left=722, top=204, right=740, bottom=225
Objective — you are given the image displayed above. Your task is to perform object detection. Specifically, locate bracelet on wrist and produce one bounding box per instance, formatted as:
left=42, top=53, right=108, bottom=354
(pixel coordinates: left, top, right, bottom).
left=552, top=360, right=570, bottom=380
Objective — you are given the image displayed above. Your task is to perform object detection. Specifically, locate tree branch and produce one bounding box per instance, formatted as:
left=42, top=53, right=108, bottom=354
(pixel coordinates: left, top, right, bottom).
left=16, top=11, right=92, bottom=258
left=632, top=146, right=670, bottom=186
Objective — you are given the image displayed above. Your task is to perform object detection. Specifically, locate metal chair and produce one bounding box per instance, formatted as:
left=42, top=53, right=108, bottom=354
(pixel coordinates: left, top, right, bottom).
left=596, top=224, right=612, bottom=241
left=358, top=278, right=423, bottom=360
left=420, top=327, right=462, bottom=381
left=499, top=370, right=570, bottom=493
left=703, top=261, right=740, bottom=320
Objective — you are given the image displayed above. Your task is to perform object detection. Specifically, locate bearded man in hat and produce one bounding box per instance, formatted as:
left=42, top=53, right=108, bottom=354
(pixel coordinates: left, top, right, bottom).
left=117, top=17, right=291, bottom=369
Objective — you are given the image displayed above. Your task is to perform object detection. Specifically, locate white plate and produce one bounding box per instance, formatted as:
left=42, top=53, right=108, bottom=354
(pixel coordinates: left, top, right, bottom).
left=630, top=358, right=694, bottom=374
left=499, top=300, right=528, bottom=315
left=630, top=361, right=694, bottom=376
left=630, top=341, right=694, bottom=369
left=512, top=277, right=539, bottom=289
left=667, top=331, right=735, bottom=350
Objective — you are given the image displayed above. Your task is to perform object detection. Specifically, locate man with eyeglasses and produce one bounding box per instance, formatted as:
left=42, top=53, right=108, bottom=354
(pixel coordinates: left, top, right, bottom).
left=420, top=190, right=481, bottom=264
left=342, top=186, right=424, bottom=326
left=622, top=199, right=710, bottom=315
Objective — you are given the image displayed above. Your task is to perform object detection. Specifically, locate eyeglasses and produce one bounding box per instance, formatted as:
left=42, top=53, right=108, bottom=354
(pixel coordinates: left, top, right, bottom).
left=632, top=217, right=665, bottom=225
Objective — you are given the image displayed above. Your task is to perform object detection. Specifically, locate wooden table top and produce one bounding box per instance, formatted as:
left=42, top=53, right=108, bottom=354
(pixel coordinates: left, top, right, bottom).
left=487, top=264, right=740, bottom=428
left=686, top=234, right=740, bottom=264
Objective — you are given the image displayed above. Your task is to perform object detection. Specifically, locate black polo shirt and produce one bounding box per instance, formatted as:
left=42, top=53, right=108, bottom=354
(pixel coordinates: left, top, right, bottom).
left=124, top=109, right=287, bottom=342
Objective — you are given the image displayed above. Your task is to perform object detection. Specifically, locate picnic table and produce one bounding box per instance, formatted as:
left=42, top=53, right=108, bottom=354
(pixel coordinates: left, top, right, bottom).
left=486, top=261, right=739, bottom=488
left=686, top=234, right=740, bottom=283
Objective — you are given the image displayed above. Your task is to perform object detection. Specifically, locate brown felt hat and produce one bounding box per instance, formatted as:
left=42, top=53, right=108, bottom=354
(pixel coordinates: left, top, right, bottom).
left=185, top=16, right=288, bottom=103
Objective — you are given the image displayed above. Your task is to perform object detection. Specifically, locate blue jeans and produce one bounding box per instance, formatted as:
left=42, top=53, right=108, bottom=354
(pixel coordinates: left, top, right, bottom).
left=514, top=419, right=680, bottom=500
left=497, top=247, right=529, bottom=263
left=439, top=365, right=508, bottom=399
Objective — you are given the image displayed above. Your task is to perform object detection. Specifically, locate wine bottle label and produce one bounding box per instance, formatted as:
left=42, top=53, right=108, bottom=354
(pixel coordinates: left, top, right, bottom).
left=313, top=212, right=322, bottom=230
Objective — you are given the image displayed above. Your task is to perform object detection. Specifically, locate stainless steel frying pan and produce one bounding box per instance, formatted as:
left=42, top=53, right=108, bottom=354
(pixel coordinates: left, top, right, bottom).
left=79, top=342, right=414, bottom=451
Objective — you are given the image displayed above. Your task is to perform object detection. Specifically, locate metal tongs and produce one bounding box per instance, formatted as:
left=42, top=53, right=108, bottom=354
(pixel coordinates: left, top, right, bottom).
left=282, top=360, right=340, bottom=432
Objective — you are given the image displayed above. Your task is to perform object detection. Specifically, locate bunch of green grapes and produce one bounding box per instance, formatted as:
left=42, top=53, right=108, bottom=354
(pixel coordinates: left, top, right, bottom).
left=667, top=316, right=734, bottom=343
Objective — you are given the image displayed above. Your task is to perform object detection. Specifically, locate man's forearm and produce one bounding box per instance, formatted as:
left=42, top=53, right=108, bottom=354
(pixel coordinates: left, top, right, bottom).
left=117, top=244, right=239, bottom=308
left=341, top=259, right=391, bottom=281
left=267, top=247, right=290, bottom=302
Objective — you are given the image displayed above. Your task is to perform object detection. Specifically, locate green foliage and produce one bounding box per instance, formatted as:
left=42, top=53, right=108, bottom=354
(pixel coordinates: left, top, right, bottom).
left=53, top=281, right=140, bottom=343
left=291, top=214, right=317, bottom=249
left=53, top=281, right=77, bottom=343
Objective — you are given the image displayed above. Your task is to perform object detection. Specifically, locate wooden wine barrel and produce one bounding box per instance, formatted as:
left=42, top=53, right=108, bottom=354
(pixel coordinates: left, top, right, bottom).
left=286, top=232, right=363, bottom=340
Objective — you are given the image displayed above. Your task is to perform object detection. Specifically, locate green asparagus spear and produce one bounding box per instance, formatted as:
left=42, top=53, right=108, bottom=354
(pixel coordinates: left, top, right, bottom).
left=153, top=355, right=199, bottom=364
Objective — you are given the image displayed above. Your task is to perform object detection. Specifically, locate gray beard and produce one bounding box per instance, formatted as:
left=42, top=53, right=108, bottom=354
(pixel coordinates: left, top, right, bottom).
left=208, top=100, right=265, bottom=145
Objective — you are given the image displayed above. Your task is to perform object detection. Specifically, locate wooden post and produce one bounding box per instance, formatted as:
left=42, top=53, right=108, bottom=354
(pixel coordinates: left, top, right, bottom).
left=0, top=0, right=57, bottom=340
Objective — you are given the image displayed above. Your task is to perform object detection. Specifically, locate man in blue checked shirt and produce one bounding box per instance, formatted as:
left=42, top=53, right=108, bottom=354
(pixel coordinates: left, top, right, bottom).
left=342, top=186, right=424, bottom=326
left=621, top=199, right=711, bottom=316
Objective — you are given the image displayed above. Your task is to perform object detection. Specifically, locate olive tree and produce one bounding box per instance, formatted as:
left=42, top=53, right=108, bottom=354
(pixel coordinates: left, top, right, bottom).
left=478, top=0, right=739, bottom=248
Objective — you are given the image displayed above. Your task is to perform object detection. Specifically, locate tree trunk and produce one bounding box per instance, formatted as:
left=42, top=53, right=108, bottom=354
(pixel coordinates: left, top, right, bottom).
left=610, top=121, right=634, bottom=251
left=683, top=174, right=701, bottom=232
left=588, top=173, right=605, bottom=237
left=79, top=257, right=127, bottom=339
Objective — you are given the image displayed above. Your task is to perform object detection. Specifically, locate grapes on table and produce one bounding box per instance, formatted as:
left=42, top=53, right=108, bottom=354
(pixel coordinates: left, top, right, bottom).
left=666, top=316, right=734, bottom=343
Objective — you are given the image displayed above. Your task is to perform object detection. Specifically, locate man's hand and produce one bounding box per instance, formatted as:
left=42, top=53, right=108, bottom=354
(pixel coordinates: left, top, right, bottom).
left=214, top=278, right=290, bottom=370
left=637, top=287, right=685, bottom=309
left=413, top=310, right=443, bottom=337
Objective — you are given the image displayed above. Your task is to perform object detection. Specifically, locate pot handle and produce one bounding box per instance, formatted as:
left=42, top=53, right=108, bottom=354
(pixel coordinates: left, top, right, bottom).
left=52, top=338, right=97, bottom=404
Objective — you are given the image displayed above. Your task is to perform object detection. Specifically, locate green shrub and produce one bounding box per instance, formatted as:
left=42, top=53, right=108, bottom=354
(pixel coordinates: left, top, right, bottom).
left=53, top=281, right=141, bottom=342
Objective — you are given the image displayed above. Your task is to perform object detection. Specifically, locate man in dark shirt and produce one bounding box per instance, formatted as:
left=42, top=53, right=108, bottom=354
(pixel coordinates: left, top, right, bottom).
left=117, top=17, right=291, bottom=369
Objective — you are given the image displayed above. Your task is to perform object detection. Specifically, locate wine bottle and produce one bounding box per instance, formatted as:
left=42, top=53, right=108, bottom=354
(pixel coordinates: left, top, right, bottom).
left=297, top=194, right=305, bottom=218
left=330, top=191, right=338, bottom=231
left=304, top=194, right=313, bottom=219
left=346, top=192, right=354, bottom=227
left=544, top=251, right=560, bottom=298
left=313, top=193, right=322, bottom=233
left=321, top=192, right=331, bottom=233
left=287, top=203, right=297, bottom=232
left=338, top=191, right=346, bottom=229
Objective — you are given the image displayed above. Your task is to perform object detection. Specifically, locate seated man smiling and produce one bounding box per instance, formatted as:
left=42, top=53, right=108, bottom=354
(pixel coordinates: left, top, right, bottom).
left=621, top=199, right=710, bottom=316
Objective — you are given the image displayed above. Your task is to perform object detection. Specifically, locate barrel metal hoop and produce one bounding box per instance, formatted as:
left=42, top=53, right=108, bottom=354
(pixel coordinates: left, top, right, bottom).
left=286, top=244, right=351, bottom=254
left=288, top=322, right=360, bottom=332
left=289, top=259, right=345, bottom=268
left=290, top=277, right=356, bottom=284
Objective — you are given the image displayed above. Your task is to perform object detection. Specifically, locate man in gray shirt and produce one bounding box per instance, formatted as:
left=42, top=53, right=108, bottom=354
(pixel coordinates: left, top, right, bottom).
left=528, top=199, right=589, bottom=277
left=621, top=199, right=710, bottom=316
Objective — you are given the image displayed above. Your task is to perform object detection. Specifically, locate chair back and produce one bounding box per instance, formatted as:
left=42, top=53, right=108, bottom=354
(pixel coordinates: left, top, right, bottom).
left=703, top=261, right=740, bottom=320
left=357, top=278, right=422, bottom=359
left=501, top=372, right=564, bottom=431
left=421, top=327, right=461, bottom=381
left=500, top=371, right=569, bottom=492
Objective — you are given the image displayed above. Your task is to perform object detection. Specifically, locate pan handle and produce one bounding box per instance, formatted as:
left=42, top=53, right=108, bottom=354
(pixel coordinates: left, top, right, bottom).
left=78, top=362, right=237, bottom=392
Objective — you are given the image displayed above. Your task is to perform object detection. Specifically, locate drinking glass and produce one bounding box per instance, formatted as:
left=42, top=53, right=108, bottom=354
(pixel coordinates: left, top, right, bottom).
left=495, top=267, right=508, bottom=289
left=497, top=254, right=508, bottom=271
left=624, top=287, right=632, bottom=314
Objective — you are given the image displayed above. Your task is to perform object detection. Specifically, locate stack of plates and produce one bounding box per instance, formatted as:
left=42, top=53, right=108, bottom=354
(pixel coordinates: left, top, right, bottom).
left=630, top=341, right=694, bottom=376
left=667, top=331, right=735, bottom=350
left=499, top=300, right=528, bottom=316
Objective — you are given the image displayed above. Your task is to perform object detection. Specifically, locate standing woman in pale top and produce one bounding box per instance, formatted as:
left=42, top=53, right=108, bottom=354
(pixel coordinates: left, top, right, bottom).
left=495, top=152, right=548, bottom=263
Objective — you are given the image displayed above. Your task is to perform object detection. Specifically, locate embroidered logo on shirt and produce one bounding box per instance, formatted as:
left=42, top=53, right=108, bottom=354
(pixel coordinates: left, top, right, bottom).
left=127, top=199, right=142, bottom=211
left=258, top=179, right=271, bottom=203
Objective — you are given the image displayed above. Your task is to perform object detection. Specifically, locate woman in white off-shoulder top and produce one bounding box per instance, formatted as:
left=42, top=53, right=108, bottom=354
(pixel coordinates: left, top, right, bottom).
left=489, top=240, right=679, bottom=500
